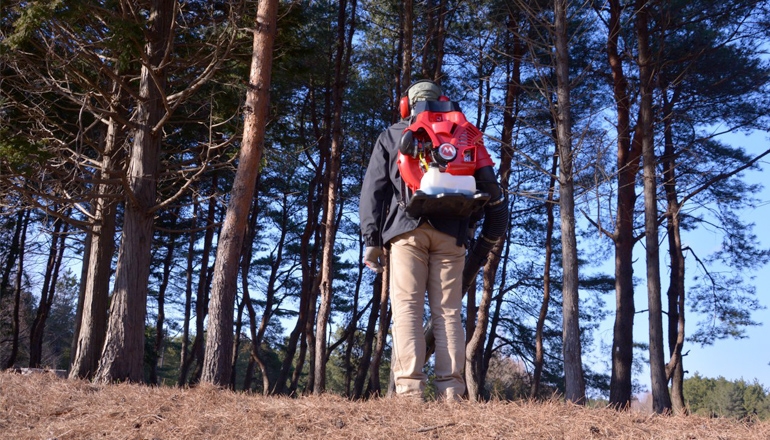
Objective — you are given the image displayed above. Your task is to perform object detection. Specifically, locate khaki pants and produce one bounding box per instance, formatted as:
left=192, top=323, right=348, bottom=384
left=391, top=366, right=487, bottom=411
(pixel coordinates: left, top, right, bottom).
left=389, top=223, right=466, bottom=400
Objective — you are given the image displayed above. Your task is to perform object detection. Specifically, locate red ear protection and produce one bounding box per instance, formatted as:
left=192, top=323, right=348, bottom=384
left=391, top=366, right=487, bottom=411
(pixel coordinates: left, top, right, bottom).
left=399, top=96, right=410, bottom=119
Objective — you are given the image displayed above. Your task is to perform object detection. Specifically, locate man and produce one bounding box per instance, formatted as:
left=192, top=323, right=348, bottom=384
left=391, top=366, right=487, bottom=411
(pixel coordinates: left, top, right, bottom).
left=359, top=79, right=508, bottom=401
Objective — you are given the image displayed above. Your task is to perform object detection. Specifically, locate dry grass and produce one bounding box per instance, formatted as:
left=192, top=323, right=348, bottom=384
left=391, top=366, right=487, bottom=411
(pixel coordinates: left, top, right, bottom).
left=2, top=372, right=769, bottom=440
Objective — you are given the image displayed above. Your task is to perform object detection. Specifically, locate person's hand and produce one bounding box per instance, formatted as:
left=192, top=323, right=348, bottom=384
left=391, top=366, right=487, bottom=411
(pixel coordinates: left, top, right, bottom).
left=364, top=246, right=384, bottom=273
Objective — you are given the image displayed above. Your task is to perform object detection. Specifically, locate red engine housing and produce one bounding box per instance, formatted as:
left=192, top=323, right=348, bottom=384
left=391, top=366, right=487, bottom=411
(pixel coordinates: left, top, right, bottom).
left=397, top=101, right=491, bottom=193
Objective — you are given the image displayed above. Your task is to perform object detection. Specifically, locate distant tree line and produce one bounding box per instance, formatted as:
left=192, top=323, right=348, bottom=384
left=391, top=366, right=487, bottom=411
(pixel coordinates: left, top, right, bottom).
left=1, top=0, right=769, bottom=413
left=684, top=374, right=770, bottom=420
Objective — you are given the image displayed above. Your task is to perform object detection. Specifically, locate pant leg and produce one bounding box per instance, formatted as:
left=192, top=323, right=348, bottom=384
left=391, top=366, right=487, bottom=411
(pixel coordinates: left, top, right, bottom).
left=425, top=225, right=467, bottom=400
left=389, top=229, right=430, bottom=398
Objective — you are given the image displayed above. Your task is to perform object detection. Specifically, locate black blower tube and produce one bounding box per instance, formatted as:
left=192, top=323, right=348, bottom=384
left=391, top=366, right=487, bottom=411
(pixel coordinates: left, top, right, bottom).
left=462, top=196, right=508, bottom=294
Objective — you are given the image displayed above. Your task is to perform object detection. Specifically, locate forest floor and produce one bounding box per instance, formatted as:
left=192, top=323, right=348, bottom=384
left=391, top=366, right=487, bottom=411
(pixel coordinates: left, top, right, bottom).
left=1, top=371, right=768, bottom=440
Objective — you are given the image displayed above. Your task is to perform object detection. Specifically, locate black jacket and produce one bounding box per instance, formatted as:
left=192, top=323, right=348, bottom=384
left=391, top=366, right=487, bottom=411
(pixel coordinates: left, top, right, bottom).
left=360, top=119, right=506, bottom=248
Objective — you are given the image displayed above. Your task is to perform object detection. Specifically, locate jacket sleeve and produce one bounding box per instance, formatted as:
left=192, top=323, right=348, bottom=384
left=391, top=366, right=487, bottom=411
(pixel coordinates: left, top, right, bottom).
left=359, top=134, right=392, bottom=248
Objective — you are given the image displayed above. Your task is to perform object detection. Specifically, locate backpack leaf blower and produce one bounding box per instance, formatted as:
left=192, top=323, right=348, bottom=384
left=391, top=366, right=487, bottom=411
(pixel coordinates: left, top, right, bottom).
left=397, top=98, right=491, bottom=218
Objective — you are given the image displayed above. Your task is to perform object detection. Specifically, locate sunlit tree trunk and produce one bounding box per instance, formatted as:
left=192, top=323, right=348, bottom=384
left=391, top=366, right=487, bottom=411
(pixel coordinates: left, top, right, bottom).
left=201, top=0, right=278, bottom=386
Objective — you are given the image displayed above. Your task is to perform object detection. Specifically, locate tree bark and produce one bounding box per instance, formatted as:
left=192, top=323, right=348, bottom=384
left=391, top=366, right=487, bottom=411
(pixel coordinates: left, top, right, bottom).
left=201, top=0, right=278, bottom=386
left=177, top=202, right=198, bottom=386
left=465, top=238, right=503, bottom=401
left=343, top=241, right=365, bottom=397
left=314, top=0, right=357, bottom=394
left=367, top=253, right=391, bottom=398
left=29, top=216, right=67, bottom=368
left=401, top=0, right=413, bottom=91
left=69, top=88, right=125, bottom=380
left=4, top=209, right=29, bottom=369
left=273, top=108, right=325, bottom=394
left=636, top=0, right=672, bottom=413
left=353, top=264, right=381, bottom=399
left=70, top=174, right=119, bottom=380
left=253, top=193, right=290, bottom=394
left=606, top=0, right=642, bottom=409
left=0, top=210, right=24, bottom=300
left=554, top=0, right=586, bottom=404
left=532, top=149, right=558, bottom=398
left=237, top=175, right=261, bottom=391
left=95, top=0, right=175, bottom=383
left=662, top=100, right=687, bottom=414
left=150, top=213, right=178, bottom=385
left=188, top=178, right=219, bottom=384
left=70, top=228, right=90, bottom=372
left=421, top=0, right=448, bottom=81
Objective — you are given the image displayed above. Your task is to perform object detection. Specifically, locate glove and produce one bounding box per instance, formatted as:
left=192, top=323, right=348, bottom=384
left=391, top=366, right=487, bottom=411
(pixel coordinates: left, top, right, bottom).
left=364, top=246, right=384, bottom=273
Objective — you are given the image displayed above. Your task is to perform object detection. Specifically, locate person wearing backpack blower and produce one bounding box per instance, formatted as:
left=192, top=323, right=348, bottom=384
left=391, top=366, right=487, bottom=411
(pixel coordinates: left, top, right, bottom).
left=359, top=79, right=508, bottom=402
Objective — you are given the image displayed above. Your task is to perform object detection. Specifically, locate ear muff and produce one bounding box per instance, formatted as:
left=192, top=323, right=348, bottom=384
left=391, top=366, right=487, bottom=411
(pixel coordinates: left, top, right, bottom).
left=399, top=96, right=410, bottom=119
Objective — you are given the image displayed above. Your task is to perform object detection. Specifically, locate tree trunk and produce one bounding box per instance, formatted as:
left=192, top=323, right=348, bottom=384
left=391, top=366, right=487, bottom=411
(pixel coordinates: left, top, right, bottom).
left=188, top=195, right=216, bottom=384
left=465, top=20, right=519, bottom=396
left=465, top=238, right=503, bottom=401
left=421, top=0, right=448, bottom=81
left=70, top=229, right=90, bottom=372
left=314, top=0, right=357, bottom=394
left=636, top=0, right=672, bottom=413
left=177, top=202, right=198, bottom=386
left=150, top=214, right=178, bottom=385
left=29, top=216, right=68, bottom=368
left=343, top=241, right=365, bottom=397
left=431, top=0, right=448, bottom=81
left=201, top=0, right=278, bottom=386
left=231, top=291, right=246, bottom=390
left=253, top=193, right=289, bottom=394
left=95, top=0, right=175, bottom=383
left=69, top=104, right=123, bottom=380
left=532, top=150, right=558, bottom=398
left=662, top=101, right=687, bottom=414
left=367, top=253, right=391, bottom=397
left=554, top=0, right=585, bottom=404
left=237, top=175, right=261, bottom=391
left=353, top=265, right=382, bottom=399
left=401, top=0, right=413, bottom=92
left=0, top=210, right=24, bottom=299
left=273, top=115, right=325, bottom=395
left=4, top=209, right=29, bottom=369
left=187, top=181, right=218, bottom=385
left=606, top=0, right=641, bottom=409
